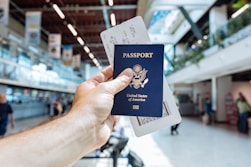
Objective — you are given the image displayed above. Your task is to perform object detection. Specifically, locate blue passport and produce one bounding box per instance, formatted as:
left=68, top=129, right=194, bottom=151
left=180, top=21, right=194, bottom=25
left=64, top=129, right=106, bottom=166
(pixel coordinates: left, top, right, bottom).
left=112, top=44, right=164, bottom=117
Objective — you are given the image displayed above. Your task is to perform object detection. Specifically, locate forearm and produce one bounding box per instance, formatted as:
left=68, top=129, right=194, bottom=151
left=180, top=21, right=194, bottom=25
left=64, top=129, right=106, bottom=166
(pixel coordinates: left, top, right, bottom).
left=0, top=66, right=131, bottom=166
left=0, top=112, right=96, bottom=167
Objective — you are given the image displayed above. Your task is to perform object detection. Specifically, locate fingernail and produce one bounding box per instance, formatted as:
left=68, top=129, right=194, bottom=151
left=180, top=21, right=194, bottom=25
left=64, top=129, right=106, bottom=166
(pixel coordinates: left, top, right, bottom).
left=122, top=68, right=133, bottom=78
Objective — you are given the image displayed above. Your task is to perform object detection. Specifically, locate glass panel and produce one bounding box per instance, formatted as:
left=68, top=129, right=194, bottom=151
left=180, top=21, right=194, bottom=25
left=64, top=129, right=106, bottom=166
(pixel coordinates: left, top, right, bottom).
left=168, top=7, right=251, bottom=75
left=148, top=10, right=171, bottom=34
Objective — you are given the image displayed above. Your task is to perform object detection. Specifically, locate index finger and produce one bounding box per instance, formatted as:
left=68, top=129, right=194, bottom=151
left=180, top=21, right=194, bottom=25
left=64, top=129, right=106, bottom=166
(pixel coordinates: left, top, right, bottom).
left=88, top=66, right=113, bottom=86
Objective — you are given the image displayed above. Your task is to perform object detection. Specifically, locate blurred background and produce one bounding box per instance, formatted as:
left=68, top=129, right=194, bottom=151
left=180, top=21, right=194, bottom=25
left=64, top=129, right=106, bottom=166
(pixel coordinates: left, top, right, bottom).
left=1, top=0, right=251, bottom=167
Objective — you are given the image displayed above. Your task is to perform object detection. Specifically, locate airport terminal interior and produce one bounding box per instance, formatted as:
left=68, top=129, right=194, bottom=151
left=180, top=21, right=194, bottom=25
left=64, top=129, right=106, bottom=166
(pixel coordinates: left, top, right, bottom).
left=1, top=0, right=251, bottom=166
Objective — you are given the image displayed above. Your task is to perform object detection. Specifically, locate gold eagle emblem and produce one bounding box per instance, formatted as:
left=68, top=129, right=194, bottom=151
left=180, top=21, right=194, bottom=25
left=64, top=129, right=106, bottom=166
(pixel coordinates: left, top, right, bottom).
left=130, top=64, right=149, bottom=89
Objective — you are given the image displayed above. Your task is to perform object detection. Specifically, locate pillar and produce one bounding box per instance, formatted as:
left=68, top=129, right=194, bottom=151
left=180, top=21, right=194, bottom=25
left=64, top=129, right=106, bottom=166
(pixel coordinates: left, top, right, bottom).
left=175, top=43, right=187, bottom=56
left=209, top=5, right=228, bottom=45
left=209, top=5, right=228, bottom=35
left=214, top=76, right=232, bottom=122
left=211, top=77, right=217, bottom=111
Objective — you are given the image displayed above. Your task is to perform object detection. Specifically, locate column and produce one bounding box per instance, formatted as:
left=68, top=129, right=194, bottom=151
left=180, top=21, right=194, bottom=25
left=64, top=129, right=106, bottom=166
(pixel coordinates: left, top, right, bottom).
left=209, top=5, right=228, bottom=35
left=175, top=43, right=187, bottom=56
left=211, top=76, right=217, bottom=112
left=209, top=5, right=228, bottom=45
left=215, top=76, right=232, bottom=122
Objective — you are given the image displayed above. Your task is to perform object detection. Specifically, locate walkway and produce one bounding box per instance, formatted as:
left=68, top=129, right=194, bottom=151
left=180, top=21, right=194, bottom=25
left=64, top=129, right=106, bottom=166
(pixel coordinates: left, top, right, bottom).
left=5, top=116, right=251, bottom=167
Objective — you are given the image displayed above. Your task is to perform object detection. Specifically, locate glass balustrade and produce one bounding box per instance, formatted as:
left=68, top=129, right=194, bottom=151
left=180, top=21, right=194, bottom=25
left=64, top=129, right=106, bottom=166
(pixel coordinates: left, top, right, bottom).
left=0, top=29, right=82, bottom=91
left=166, top=6, right=251, bottom=75
left=0, top=59, right=78, bottom=92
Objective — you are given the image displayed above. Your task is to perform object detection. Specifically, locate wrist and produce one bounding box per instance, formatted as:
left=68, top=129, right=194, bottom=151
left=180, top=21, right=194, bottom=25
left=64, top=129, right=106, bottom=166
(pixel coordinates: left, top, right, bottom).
left=66, top=110, right=97, bottom=154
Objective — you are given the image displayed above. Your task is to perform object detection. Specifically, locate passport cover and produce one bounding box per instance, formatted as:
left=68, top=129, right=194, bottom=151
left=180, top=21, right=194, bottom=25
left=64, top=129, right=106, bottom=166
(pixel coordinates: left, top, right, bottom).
left=112, top=44, right=164, bottom=117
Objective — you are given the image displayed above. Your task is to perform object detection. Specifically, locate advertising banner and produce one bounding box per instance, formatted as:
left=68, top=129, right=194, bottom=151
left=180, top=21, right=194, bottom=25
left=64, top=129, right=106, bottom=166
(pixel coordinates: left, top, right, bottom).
left=62, top=45, right=73, bottom=66
left=72, top=54, right=81, bottom=71
left=0, top=0, right=9, bottom=26
left=25, top=11, right=42, bottom=45
left=225, top=93, right=238, bottom=125
left=48, top=33, right=61, bottom=59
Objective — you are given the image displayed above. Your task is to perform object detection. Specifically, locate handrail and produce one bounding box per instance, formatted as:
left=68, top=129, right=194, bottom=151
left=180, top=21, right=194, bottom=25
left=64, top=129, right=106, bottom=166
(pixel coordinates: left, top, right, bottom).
left=167, top=6, right=251, bottom=75
left=0, top=26, right=83, bottom=84
left=0, top=58, right=77, bottom=93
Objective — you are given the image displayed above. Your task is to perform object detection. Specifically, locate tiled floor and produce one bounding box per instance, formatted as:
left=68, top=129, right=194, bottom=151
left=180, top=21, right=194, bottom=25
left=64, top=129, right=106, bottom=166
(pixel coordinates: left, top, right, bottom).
left=4, top=116, right=251, bottom=167
left=6, top=115, right=50, bottom=136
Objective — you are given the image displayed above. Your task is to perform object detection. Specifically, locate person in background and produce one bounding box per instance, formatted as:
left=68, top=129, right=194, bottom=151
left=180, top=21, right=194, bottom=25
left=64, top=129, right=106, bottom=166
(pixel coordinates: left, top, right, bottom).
left=0, top=66, right=133, bottom=166
left=60, top=97, right=67, bottom=114
left=45, top=96, right=51, bottom=116
left=236, top=92, right=251, bottom=133
left=53, top=98, right=63, bottom=117
left=171, top=91, right=180, bottom=135
left=204, top=93, right=213, bottom=124
left=0, top=94, right=15, bottom=138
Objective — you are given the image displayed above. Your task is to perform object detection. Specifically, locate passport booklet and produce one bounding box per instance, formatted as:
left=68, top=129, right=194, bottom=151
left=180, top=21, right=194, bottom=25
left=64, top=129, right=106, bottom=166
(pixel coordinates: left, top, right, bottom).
left=112, top=44, right=164, bottom=117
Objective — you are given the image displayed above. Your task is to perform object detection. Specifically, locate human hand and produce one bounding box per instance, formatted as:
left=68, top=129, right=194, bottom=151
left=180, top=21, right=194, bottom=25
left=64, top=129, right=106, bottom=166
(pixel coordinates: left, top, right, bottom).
left=70, top=66, right=133, bottom=149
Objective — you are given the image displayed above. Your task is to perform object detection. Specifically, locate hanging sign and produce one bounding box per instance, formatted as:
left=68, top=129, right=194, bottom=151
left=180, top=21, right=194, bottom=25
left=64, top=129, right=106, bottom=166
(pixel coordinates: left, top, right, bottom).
left=25, top=11, right=42, bottom=45
left=48, top=33, right=61, bottom=59
left=62, top=45, right=73, bottom=66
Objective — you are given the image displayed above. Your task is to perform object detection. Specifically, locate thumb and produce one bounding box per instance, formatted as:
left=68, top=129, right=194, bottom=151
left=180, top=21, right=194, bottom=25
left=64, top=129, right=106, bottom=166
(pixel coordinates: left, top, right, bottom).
left=105, top=68, right=133, bottom=95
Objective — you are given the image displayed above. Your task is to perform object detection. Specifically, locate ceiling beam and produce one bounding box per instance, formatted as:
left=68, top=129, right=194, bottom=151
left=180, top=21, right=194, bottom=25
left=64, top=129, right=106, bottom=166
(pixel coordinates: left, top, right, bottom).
left=150, top=0, right=217, bottom=7
left=10, top=5, right=137, bottom=12
left=71, top=43, right=104, bottom=47
left=100, top=0, right=110, bottom=29
left=178, top=6, right=203, bottom=40
left=10, top=1, right=50, bottom=36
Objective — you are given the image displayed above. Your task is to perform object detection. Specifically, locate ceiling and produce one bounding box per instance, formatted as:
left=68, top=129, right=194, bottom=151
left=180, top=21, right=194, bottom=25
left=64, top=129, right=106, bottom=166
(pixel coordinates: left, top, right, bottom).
left=9, top=0, right=138, bottom=67
left=8, top=0, right=245, bottom=70
left=141, top=0, right=218, bottom=44
left=179, top=0, right=248, bottom=44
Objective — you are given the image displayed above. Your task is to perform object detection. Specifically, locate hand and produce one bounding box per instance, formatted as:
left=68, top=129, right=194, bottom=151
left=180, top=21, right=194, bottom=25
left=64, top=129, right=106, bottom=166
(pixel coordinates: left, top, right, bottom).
left=70, top=66, right=133, bottom=149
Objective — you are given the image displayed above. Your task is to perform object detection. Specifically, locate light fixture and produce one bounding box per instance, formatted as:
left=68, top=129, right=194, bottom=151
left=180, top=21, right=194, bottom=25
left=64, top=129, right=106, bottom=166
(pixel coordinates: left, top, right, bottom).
left=95, top=62, right=100, bottom=67
left=52, top=4, right=65, bottom=19
left=110, top=13, right=116, bottom=26
left=197, top=40, right=202, bottom=44
left=17, top=47, right=23, bottom=52
left=67, top=24, right=78, bottom=36
left=2, top=39, right=7, bottom=44
left=28, top=46, right=39, bottom=54
left=93, top=58, right=98, bottom=65
left=203, top=35, right=208, bottom=40
left=108, top=0, right=114, bottom=6
left=231, top=4, right=250, bottom=18
left=83, top=46, right=90, bottom=53
left=8, top=33, right=22, bottom=44
left=94, top=60, right=100, bottom=66
left=96, top=62, right=100, bottom=66
left=77, top=37, right=84, bottom=45
left=88, top=53, right=94, bottom=59
left=92, top=58, right=100, bottom=67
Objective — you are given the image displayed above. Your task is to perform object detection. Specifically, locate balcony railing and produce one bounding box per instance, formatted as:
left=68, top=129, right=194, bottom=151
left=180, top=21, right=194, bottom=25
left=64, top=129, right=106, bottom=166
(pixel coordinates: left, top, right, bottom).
left=168, top=6, right=251, bottom=75
left=0, top=58, right=77, bottom=93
